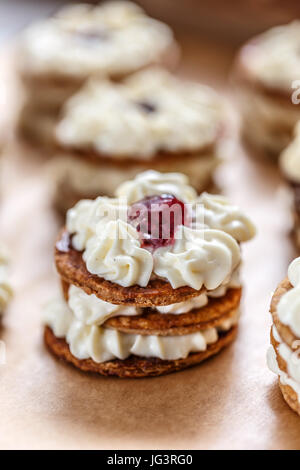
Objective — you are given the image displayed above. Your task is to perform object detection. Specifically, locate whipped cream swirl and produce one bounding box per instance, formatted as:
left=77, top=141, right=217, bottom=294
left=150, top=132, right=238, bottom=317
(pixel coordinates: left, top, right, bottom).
left=153, top=226, right=240, bottom=290
left=116, top=170, right=197, bottom=204
left=56, top=67, right=222, bottom=158
left=20, top=2, right=176, bottom=79
left=66, top=171, right=255, bottom=290
left=196, top=193, right=257, bottom=242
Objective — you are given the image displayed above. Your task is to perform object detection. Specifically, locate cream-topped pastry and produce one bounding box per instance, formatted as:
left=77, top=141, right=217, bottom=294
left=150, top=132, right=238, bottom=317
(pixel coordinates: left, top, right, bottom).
left=19, top=2, right=177, bottom=80
left=279, top=123, right=300, bottom=250
left=233, top=22, right=300, bottom=157
left=56, top=68, right=221, bottom=158
left=17, top=1, right=178, bottom=147
left=45, top=170, right=255, bottom=377
left=51, top=69, right=224, bottom=214
left=239, top=22, right=300, bottom=92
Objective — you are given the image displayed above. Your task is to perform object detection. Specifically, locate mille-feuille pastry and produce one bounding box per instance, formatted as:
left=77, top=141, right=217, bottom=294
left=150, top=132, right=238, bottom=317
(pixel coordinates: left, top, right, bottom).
left=50, top=67, right=224, bottom=215
left=0, top=244, right=13, bottom=319
left=17, top=1, right=178, bottom=146
left=233, top=21, right=300, bottom=158
left=44, top=170, right=256, bottom=378
left=280, top=121, right=300, bottom=250
left=268, top=257, right=300, bottom=415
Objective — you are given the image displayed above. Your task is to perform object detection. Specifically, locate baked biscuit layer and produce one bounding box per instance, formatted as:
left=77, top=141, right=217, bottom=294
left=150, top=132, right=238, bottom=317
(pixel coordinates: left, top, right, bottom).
left=61, top=279, right=241, bottom=335
left=270, top=277, right=297, bottom=349
left=56, top=230, right=203, bottom=307
left=44, top=325, right=237, bottom=378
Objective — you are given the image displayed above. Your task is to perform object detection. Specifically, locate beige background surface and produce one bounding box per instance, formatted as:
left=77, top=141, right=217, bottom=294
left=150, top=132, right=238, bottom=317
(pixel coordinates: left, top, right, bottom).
left=0, top=31, right=300, bottom=450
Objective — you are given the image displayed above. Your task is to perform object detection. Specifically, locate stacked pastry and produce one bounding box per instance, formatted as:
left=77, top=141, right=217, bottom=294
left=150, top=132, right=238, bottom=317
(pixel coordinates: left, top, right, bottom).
left=280, top=122, right=300, bottom=250
left=17, top=1, right=178, bottom=146
left=233, top=21, right=300, bottom=158
left=51, top=67, right=224, bottom=215
left=268, top=257, right=300, bottom=415
left=44, top=170, right=255, bottom=378
left=0, top=244, right=13, bottom=318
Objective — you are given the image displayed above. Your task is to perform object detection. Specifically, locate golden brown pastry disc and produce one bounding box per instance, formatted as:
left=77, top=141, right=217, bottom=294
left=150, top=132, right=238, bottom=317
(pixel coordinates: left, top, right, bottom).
left=44, top=325, right=237, bottom=378
left=55, top=230, right=204, bottom=307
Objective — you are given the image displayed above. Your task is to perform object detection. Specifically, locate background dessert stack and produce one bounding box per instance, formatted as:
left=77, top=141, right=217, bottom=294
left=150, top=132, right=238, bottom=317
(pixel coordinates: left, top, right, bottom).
left=44, top=170, right=255, bottom=378
left=50, top=67, right=224, bottom=215
left=17, top=1, right=178, bottom=146
left=233, top=21, right=300, bottom=158
left=280, top=122, right=300, bottom=250
left=268, top=257, right=300, bottom=415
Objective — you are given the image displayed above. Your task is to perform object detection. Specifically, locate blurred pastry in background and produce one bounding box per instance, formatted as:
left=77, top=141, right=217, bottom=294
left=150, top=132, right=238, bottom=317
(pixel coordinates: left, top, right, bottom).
left=268, top=257, right=300, bottom=416
left=45, top=170, right=255, bottom=377
left=0, top=244, right=13, bottom=318
left=233, top=21, right=300, bottom=158
left=50, top=67, right=224, bottom=215
left=280, top=121, right=300, bottom=250
left=17, top=1, right=179, bottom=146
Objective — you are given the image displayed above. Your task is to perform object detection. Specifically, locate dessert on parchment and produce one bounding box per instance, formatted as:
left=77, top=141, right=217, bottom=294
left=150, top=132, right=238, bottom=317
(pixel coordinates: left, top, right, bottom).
left=44, top=170, right=255, bottom=377
left=50, top=67, right=224, bottom=215
left=17, top=1, right=178, bottom=146
left=233, top=21, right=300, bottom=158
left=268, top=257, right=300, bottom=415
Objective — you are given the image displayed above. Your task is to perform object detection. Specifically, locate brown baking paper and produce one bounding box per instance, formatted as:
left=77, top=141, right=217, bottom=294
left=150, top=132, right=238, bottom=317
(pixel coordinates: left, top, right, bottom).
left=1, top=34, right=300, bottom=450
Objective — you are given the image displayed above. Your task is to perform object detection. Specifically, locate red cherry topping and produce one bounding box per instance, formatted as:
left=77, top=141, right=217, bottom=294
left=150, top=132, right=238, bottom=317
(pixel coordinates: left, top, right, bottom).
left=128, top=194, right=189, bottom=250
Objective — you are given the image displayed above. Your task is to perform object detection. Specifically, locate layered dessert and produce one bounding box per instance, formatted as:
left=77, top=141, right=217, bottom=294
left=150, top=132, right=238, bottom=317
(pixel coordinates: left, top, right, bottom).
left=50, top=67, right=224, bottom=215
left=280, top=122, right=300, bottom=249
left=233, top=21, right=300, bottom=157
left=17, top=1, right=178, bottom=146
left=268, top=257, right=300, bottom=415
left=44, top=170, right=256, bottom=377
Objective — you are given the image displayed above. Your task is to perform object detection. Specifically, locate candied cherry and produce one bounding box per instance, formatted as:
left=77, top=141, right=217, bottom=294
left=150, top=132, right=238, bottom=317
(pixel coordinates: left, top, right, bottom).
left=128, top=194, right=189, bottom=250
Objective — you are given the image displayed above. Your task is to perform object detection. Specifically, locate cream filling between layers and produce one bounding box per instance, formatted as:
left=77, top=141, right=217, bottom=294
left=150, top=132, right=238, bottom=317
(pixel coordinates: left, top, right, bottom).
left=20, top=2, right=175, bottom=79
left=66, top=271, right=240, bottom=326
left=44, top=294, right=239, bottom=362
left=267, top=325, right=300, bottom=402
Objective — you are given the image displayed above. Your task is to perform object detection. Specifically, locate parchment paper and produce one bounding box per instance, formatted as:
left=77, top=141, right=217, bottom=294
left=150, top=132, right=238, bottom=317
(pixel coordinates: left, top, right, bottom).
left=0, top=32, right=300, bottom=450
